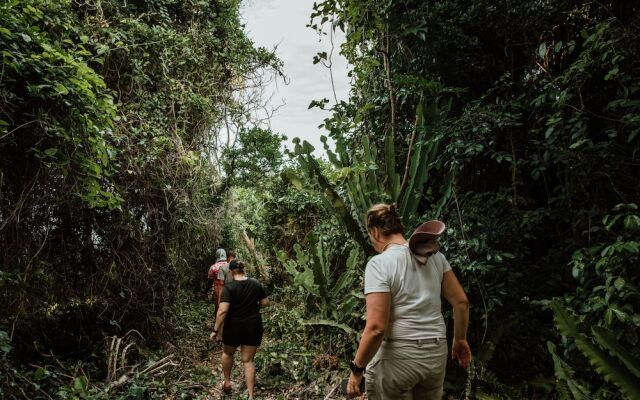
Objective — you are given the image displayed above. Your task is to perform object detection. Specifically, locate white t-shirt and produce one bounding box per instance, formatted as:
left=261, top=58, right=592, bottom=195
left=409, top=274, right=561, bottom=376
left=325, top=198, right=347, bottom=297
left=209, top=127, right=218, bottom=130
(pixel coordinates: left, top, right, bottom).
left=364, top=244, right=451, bottom=340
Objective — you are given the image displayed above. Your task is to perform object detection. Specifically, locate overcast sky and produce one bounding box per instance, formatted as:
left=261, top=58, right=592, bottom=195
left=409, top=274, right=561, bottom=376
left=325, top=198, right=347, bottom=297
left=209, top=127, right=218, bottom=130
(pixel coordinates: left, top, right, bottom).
left=240, top=0, right=350, bottom=155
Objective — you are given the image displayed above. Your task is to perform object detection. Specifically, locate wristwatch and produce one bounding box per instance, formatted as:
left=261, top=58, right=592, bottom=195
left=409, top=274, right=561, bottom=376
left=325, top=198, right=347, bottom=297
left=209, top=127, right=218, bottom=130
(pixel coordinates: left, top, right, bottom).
left=349, top=360, right=366, bottom=374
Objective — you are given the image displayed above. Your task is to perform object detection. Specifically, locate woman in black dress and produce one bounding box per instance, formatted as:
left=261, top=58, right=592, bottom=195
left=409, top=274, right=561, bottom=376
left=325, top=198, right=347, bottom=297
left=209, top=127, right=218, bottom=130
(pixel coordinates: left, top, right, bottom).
left=210, top=260, right=268, bottom=399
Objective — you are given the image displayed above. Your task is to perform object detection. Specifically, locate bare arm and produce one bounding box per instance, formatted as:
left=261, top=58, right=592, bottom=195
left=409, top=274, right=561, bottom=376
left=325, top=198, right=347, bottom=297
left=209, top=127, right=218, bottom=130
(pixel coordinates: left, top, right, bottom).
left=213, top=302, right=230, bottom=333
left=442, top=270, right=471, bottom=368
left=347, top=292, right=390, bottom=396
left=353, top=292, right=391, bottom=367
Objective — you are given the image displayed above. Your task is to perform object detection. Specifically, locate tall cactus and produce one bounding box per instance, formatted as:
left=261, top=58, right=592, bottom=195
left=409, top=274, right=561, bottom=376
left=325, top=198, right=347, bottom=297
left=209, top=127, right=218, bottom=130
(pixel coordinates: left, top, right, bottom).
left=286, top=138, right=372, bottom=253
left=399, top=98, right=440, bottom=218
left=277, top=237, right=361, bottom=323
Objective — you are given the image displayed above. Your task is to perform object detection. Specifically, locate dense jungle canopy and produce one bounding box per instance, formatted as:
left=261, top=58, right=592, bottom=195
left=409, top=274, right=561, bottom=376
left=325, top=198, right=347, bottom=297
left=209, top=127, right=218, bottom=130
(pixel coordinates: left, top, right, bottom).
left=1, top=0, right=639, bottom=399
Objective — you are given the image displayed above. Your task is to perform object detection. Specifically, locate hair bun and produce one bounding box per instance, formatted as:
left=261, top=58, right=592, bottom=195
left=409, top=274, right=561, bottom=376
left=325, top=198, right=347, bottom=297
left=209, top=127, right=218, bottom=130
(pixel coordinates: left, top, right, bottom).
left=229, top=259, right=245, bottom=271
left=366, top=203, right=405, bottom=236
left=389, top=203, right=399, bottom=215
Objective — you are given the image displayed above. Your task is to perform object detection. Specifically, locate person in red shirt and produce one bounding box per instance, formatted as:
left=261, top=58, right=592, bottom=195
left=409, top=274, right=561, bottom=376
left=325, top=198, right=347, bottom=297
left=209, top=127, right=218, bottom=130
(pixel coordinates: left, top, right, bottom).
left=215, top=250, right=235, bottom=305
left=207, top=249, right=228, bottom=312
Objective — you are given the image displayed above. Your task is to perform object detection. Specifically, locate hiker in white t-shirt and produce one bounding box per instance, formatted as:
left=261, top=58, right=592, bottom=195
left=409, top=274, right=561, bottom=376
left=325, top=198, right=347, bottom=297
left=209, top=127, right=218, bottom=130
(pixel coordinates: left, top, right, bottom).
left=346, top=203, right=471, bottom=400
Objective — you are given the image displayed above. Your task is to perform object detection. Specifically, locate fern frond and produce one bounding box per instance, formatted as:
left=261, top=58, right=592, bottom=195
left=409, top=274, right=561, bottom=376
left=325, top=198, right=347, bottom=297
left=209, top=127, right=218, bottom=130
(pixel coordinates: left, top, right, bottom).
left=557, top=381, right=573, bottom=400
left=551, top=300, right=640, bottom=399
left=591, top=326, right=640, bottom=378
left=474, top=363, right=520, bottom=399
left=547, top=341, right=590, bottom=400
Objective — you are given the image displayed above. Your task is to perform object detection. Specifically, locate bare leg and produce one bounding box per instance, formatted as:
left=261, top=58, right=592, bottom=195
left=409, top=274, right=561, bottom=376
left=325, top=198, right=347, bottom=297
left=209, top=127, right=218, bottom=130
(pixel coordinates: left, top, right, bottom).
left=241, top=345, right=258, bottom=399
left=222, top=345, right=237, bottom=390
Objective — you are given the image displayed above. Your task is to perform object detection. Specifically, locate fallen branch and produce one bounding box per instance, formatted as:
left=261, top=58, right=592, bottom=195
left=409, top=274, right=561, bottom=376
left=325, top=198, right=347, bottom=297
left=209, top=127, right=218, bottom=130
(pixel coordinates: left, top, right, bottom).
left=139, top=354, right=175, bottom=375
left=106, top=373, right=131, bottom=392
left=145, top=360, right=178, bottom=376
left=105, top=351, right=177, bottom=394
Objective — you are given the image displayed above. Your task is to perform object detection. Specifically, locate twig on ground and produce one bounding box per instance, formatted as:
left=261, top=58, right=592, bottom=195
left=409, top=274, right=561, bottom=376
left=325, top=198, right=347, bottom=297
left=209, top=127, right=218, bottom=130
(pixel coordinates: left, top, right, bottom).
left=139, top=354, right=172, bottom=373
left=323, top=382, right=339, bottom=399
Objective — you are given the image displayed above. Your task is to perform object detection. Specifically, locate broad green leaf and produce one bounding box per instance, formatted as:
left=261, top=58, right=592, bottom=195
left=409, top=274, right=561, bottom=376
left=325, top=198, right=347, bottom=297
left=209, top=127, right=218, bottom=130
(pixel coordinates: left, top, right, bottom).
left=73, top=376, right=88, bottom=393
left=54, top=83, right=69, bottom=95
left=538, top=42, right=547, bottom=58
left=34, top=367, right=46, bottom=380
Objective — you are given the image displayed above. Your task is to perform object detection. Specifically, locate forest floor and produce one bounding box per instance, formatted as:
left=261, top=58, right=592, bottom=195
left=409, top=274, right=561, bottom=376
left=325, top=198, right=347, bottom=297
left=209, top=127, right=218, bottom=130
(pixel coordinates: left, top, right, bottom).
left=10, top=291, right=468, bottom=399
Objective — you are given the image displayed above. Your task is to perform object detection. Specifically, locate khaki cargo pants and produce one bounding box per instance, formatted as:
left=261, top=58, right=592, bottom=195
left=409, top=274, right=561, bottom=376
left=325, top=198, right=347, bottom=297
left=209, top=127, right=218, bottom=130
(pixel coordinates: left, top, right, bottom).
left=365, top=338, right=447, bottom=400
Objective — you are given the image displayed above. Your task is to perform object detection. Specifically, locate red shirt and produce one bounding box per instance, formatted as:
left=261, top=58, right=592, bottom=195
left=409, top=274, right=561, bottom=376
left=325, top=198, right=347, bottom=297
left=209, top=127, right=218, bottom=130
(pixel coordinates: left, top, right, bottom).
left=208, top=260, right=227, bottom=281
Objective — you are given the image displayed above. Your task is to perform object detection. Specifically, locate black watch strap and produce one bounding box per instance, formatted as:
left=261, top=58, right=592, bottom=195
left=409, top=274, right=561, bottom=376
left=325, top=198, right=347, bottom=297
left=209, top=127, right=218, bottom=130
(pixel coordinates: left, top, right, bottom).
left=349, top=360, right=366, bottom=374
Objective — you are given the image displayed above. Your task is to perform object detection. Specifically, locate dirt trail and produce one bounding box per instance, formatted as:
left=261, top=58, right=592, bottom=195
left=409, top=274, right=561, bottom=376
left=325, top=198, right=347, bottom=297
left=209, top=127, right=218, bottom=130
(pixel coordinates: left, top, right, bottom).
left=194, top=341, right=333, bottom=400
left=163, top=296, right=352, bottom=400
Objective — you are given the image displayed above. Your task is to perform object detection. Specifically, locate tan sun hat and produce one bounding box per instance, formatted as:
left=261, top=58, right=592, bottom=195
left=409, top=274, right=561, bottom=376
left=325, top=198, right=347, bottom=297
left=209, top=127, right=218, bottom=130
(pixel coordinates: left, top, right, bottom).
left=409, top=220, right=446, bottom=264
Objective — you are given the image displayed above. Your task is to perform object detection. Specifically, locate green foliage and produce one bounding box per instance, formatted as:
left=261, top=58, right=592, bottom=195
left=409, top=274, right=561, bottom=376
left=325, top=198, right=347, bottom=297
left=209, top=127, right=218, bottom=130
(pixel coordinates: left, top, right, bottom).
left=547, top=341, right=590, bottom=400
left=286, top=94, right=453, bottom=255
left=310, top=0, right=640, bottom=396
left=285, top=140, right=373, bottom=253
left=397, top=96, right=450, bottom=219
left=0, top=0, right=120, bottom=208
left=259, top=171, right=332, bottom=258
left=220, top=167, right=337, bottom=284
left=551, top=300, right=640, bottom=399
left=1, top=0, right=639, bottom=397
left=551, top=203, right=640, bottom=398
left=277, top=236, right=362, bottom=330
left=575, top=205, right=639, bottom=308
left=0, top=294, right=225, bottom=399
left=223, top=127, right=287, bottom=188
left=257, top=290, right=318, bottom=384
left=0, top=0, right=279, bottom=398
